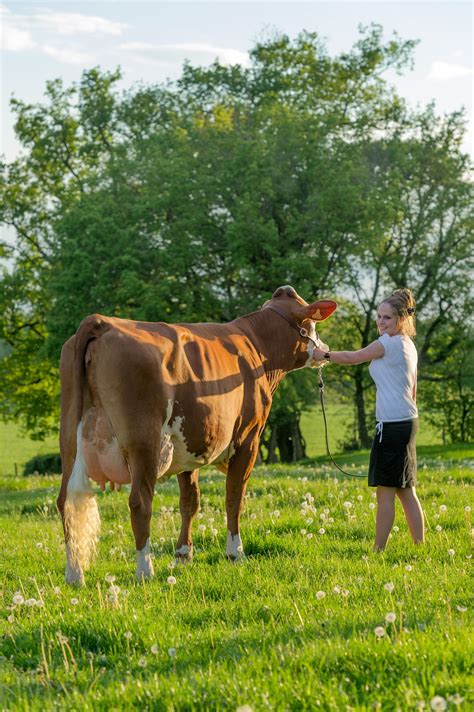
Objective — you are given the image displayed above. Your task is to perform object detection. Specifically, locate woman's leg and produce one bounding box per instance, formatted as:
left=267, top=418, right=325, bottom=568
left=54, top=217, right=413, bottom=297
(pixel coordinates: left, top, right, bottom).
left=396, top=486, right=424, bottom=544
left=374, top=486, right=396, bottom=551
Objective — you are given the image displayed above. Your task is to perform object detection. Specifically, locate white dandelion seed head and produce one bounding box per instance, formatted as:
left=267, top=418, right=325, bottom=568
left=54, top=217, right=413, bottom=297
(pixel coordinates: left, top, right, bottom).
left=405, top=565, right=413, bottom=572
left=105, top=574, right=116, bottom=583
left=300, top=529, right=307, bottom=536
left=333, top=586, right=341, bottom=594
left=369, top=503, right=376, bottom=510
left=439, top=505, right=447, bottom=512
left=357, top=495, right=363, bottom=501
left=198, top=524, right=206, bottom=531
left=447, top=549, right=455, bottom=557
left=25, top=598, right=37, bottom=607
left=464, top=506, right=471, bottom=512
left=167, top=576, right=177, bottom=585
left=435, top=525, right=442, bottom=532
left=316, top=591, right=326, bottom=600
left=385, top=612, right=397, bottom=623
left=456, top=605, right=467, bottom=613
left=12, top=594, right=24, bottom=606
left=343, top=501, right=353, bottom=509
left=70, top=598, right=79, bottom=606
left=250, top=513, right=257, bottom=520
left=306, top=517, right=313, bottom=525
left=138, top=657, right=147, bottom=667
left=430, top=696, right=447, bottom=711
left=124, top=631, right=133, bottom=640
left=273, top=510, right=280, bottom=518
left=151, top=644, right=159, bottom=654
left=307, top=532, right=314, bottom=540
left=341, top=589, right=350, bottom=597
left=393, top=526, right=399, bottom=532
left=168, top=647, right=177, bottom=657
left=384, top=582, right=395, bottom=592
left=319, top=528, right=325, bottom=535
left=374, top=626, right=386, bottom=638
left=36, top=542, right=43, bottom=549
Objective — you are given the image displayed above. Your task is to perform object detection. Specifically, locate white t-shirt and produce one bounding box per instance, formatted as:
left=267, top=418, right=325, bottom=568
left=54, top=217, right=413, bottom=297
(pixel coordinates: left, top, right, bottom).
left=368, top=334, right=418, bottom=422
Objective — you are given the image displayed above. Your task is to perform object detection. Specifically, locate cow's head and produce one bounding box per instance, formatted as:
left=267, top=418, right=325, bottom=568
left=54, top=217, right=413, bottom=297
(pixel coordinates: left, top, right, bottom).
left=264, top=285, right=337, bottom=369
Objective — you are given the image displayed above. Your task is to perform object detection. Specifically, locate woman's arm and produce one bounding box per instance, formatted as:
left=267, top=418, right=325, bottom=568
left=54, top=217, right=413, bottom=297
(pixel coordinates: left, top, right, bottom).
left=313, top=340, right=384, bottom=365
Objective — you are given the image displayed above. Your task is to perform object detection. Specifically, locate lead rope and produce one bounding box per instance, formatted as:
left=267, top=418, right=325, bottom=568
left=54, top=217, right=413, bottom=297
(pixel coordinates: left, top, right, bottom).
left=317, top=367, right=366, bottom=479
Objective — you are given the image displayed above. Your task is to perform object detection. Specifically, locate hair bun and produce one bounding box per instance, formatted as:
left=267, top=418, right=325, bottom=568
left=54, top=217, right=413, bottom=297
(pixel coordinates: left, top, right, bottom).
left=391, top=287, right=416, bottom=310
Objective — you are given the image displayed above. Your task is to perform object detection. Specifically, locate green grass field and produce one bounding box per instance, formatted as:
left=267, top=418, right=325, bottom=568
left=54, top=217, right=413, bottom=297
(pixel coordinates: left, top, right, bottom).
left=1, top=441, right=473, bottom=710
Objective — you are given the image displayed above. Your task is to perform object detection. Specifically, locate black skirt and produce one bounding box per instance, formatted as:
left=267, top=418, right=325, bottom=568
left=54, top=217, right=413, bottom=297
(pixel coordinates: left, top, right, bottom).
left=368, top=419, right=418, bottom=488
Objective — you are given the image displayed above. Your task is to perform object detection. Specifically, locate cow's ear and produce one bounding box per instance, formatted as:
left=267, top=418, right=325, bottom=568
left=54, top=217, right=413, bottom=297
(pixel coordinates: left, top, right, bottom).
left=305, top=299, right=337, bottom=321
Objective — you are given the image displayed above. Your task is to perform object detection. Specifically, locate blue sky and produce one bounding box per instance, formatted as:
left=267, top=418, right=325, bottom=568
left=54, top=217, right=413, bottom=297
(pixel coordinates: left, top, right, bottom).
left=1, top=1, right=473, bottom=161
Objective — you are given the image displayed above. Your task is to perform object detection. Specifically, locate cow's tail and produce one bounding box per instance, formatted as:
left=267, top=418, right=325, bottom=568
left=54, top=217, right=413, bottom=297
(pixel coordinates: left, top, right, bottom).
left=64, top=422, right=100, bottom=571
left=64, top=315, right=111, bottom=571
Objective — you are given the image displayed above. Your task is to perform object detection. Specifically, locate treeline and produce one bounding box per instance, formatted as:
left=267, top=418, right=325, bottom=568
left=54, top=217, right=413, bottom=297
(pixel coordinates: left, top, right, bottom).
left=1, top=27, right=473, bottom=459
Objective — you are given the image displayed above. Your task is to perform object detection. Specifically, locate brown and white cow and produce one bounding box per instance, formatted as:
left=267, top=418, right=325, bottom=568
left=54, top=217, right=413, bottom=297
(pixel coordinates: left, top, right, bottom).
left=57, top=286, right=336, bottom=584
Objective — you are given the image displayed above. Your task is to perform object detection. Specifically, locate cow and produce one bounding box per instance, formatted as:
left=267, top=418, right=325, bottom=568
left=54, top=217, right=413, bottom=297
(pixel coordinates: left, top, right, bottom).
left=57, top=285, right=337, bottom=585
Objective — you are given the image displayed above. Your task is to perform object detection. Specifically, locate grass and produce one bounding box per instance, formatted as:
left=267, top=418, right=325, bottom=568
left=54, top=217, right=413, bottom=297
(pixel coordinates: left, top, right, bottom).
left=0, top=444, right=473, bottom=710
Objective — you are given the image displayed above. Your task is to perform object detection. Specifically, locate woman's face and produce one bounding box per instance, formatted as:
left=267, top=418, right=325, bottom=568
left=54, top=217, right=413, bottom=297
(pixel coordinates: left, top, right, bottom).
left=376, top=302, right=401, bottom=337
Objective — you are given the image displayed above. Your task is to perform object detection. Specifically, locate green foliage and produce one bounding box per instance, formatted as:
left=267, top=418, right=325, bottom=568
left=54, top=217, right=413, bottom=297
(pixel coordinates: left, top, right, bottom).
left=0, top=453, right=472, bottom=709
left=23, top=452, right=61, bottom=476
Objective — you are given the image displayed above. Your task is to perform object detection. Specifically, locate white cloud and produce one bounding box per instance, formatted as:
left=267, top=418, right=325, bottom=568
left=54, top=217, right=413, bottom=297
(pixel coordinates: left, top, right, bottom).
left=31, top=11, right=127, bottom=37
left=41, top=44, right=96, bottom=66
left=0, top=5, right=35, bottom=51
left=428, top=61, right=473, bottom=80
left=120, top=41, right=250, bottom=67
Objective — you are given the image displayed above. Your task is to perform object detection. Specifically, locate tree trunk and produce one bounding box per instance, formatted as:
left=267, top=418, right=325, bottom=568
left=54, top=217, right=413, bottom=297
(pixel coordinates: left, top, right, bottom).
left=275, top=416, right=307, bottom=463
left=354, top=366, right=371, bottom=448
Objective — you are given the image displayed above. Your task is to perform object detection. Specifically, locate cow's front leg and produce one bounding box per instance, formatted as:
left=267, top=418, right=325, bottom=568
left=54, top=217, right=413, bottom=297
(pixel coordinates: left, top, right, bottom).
left=128, top=449, right=158, bottom=581
left=175, top=470, right=200, bottom=562
left=225, top=438, right=259, bottom=561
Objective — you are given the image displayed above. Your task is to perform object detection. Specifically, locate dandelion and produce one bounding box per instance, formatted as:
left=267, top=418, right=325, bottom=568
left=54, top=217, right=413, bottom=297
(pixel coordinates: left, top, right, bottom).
left=369, top=503, right=376, bottom=510
left=341, top=589, right=350, bottom=597
left=430, top=696, right=447, bottom=711
left=211, top=528, right=218, bottom=536
left=384, top=582, right=395, bottom=593
left=167, top=576, right=177, bottom=585
left=70, top=598, right=79, bottom=606
left=393, top=526, right=399, bottom=533
left=236, top=705, right=254, bottom=712
left=168, top=647, right=176, bottom=657
left=385, top=612, right=397, bottom=623
left=12, top=593, right=24, bottom=606
left=456, top=605, right=467, bottom=613
left=151, top=644, right=159, bottom=655
left=272, top=510, right=280, bottom=518
left=343, top=501, right=353, bottom=509
left=250, top=513, right=257, bottom=520
left=447, top=693, right=464, bottom=706
left=405, top=565, right=413, bottom=572
left=333, top=586, right=341, bottom=594
left=53, top=587, right=61, bottom=595
left=197, top=512, right=203, bottom=519
left=138, top=657, right=147, bottom=668
left=7, top=614, right=14, bottom=623
left=447, top=549, right=455, bottom=557
left=465, top=506, right=471, bottom=512
left=105, top=574, right=116, bottom=584
left=435, top=525, right=442, bottom=532
left=306, top=518, right=313, bottom=525
left=316, top=591, right=326, bottom=600
left=124, top=631, right=133, bottom=640
left=319, top=513, right=326, bottom=520
left=374, top=626, right=386, bottom=638
left=357, top=495, right=363, bottom=501
left=25, top=598, right=37, bottom=607
left=36, top=542, right=43, bottom=549
left=198, top=524, right=206, bottom=532
left=439, top=505, right=447, bottom=513
left=319, top=528, right=325, bottom=535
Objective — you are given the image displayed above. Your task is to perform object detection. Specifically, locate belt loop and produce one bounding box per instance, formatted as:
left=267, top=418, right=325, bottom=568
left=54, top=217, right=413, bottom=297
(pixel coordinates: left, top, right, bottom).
left=376, top=421, right=383, bottom=443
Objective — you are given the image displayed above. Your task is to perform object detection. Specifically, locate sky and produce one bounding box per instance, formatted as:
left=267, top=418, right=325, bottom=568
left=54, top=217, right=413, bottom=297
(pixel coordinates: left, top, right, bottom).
left=1, top=0, right=473, bottom=162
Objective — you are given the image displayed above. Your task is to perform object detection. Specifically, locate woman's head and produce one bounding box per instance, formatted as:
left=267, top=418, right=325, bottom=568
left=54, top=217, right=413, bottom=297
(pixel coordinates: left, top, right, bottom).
left=377, top=288, right=416, bottom=337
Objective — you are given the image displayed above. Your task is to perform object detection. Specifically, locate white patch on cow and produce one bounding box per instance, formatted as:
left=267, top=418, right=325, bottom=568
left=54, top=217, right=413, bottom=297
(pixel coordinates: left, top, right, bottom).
left=175, top=544, right=193, bottom=562
left=65, top=543, right=84, bottom=586
left=136, top=538, right=154, bottom=580
left=226, top=531, right=246, bottom=561
left=64, top=422, right=101, bottom=583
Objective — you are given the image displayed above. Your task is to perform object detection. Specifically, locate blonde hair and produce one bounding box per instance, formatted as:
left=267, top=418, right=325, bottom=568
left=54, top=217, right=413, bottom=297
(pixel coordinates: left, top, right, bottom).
left=381, top=288, right=416, bottom=337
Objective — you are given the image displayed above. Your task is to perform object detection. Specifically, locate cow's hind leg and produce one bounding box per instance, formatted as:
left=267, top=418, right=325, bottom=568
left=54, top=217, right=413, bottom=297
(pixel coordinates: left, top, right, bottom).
left=175, top=470, right=200, bottom=562
left=128, top=447, right=158, bottom=581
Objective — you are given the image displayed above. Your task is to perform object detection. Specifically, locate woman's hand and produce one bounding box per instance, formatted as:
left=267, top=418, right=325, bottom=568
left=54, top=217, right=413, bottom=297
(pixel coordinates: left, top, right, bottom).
left=312, top=342, right=329, bottom=364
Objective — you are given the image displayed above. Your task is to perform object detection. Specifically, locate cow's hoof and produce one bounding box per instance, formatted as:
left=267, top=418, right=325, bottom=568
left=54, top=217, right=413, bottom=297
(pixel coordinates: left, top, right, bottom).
left=175, top=544, right=193, bottom=564
left=226, top=552, right=246, bottom=563
left=65, top=568, right=85, bottom=586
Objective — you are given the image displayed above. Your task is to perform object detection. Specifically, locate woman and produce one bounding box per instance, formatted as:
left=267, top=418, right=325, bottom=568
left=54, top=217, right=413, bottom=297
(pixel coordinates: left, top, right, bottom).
left=313, top=288, right=424, bottom=552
